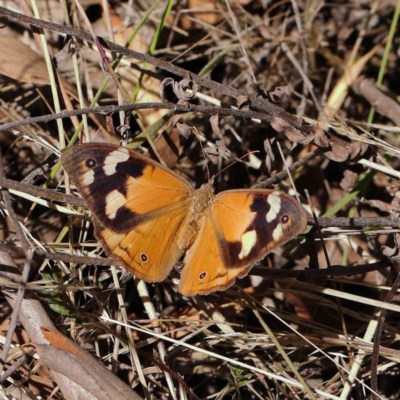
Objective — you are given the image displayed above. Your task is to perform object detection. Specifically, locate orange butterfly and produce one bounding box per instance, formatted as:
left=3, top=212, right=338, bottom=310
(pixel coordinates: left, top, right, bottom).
left=61, top=143, right=307, bottom=296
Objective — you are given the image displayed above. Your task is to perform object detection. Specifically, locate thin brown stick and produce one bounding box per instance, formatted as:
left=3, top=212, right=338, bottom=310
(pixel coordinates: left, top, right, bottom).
left=0, top=251, right=33, bottom=375
left=254, top=148, right=322, bottom=188
left=0, top=243, right=115, bottom=268
left=307, top=217, right=400, bottom=229
left=0, top=152, right=30, bottom=252
left=0, top=102, right=276, bottom=132
left=0, top=354, right=28, bottom=384
left=253, top=259, right=391, bottom=280
left=0, top=175, right=85, bottom=208
left=371, top=271, right=400, bottom=400
left=0, top=242, right=392, bottom=282
left=353, top=76, right=400, bottom=127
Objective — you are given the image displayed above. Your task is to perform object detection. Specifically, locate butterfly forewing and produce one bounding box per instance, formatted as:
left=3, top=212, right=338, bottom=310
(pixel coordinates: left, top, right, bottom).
left=61, top=144, right=192, bottom=232
left=213, top=189, right=308, bottom=268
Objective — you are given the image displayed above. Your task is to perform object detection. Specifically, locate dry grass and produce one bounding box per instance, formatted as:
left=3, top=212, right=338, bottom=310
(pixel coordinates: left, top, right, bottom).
left=1, top=1, right=400, bottom=399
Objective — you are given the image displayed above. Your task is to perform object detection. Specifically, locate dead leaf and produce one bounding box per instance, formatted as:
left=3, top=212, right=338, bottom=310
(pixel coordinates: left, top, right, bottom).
left=263, top=138, right=275, bottom=173
left=340, top=169, right=359, bottom=192
left=363, top=199, right=400, bottom=213
left=268, top=86, right=290, bottom=103
left=237, top=94, right=250, bottom=110
left=160, top=77, right=197, bottom=102
left=313, top=127, right=330, bottom=148
left=35, top=327, right=139, bottom=400
left=155, top=127, right=181, bottom=168
left=349, top=140, right=368, bottom=159
left=0, top=36, right=50, bottom=85
left=324, top=135, right=353, bottom=162
left=271, top=117, right=314, bottom=145
left=54, top=38, right=73, bottom=66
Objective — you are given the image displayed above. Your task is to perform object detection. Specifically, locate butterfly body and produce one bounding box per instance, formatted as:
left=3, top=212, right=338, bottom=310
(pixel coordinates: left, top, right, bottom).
left=177, top=183, right=214, bottom=250
left=61, top=143, right=307, bottom=296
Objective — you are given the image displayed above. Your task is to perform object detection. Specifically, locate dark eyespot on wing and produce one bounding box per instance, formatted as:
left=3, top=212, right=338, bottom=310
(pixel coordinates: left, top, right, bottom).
left=199, top=272, right=207, bottom=280
left=86, top=159, right=96, bottom=168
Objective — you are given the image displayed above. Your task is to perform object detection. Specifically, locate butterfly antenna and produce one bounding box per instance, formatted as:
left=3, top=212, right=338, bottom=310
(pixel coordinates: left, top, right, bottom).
left=192, top=126, right=211, bottom=181
left=212, top=150, right=260, bottom=180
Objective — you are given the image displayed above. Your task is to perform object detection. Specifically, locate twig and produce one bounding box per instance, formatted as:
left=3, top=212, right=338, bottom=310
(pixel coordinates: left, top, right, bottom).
left=0, top=102, right=276, bottom=132
left=371, top=272, right=400, bottom=400
left=0, top=151, right=30, bottom=252
left=353, top=76, right=400, bottom=127
left=0, top=250, right=33, bottom=375
left=254, top=259, right=391, bottom=280
left=0, top=175, right=85, bottom=208
left=0, top=354, right=28, bottom=384
left=307, top=217, right=400, bottom=229
left=0, top=243, right=115, bottom=268
left=254, top=148, right=322, bottom=188
left=0, top=242, right=392, bottom=284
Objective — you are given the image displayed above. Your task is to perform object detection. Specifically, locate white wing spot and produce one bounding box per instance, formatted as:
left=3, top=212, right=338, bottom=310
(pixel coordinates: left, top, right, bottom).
left=266, top=193, right=281, bottom=223
left=82, top=170, right=95, bottom=186
left=272, top=224, right=283, bottom=241
left=105, top=190, right=127, bottom=219
left=103, top=148, right=130, bottom=176
left=238, top=230, right=257, bottom=260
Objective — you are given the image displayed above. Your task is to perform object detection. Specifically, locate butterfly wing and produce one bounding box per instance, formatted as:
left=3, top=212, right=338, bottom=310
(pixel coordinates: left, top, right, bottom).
left=179, top=209, right=251, bottom=296
left=213, top=190, right=308, bottom=268
left=179, top=190, right=307, bottom=296
left=61, top=143, right=192, bottom=282
left=95, top=212, right=187, bottom=282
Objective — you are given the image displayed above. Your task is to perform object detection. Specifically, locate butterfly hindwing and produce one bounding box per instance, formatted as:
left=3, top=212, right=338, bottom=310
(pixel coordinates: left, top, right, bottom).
left=179, top=206, right=252, bottom=296
left=96, top=210, right=187, bottom=282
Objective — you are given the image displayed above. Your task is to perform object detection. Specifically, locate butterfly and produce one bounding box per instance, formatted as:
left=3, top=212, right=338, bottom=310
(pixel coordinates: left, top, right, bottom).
left=61, top=143, right=307, bottom=296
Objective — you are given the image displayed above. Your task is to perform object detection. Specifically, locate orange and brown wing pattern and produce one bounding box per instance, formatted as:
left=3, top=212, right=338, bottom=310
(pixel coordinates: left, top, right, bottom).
left=179, top=190, right=307, bottom=296
left=96, top=210, right=187, bottom=282
left=179, top=207, right=252, bottom=296
left=61, top=144, right=308, bottom=295
left=61, top=143, right=192, bottom=232
left=213, top=189, right=308, bottom=268
left=61, top=143, right=193, bottom=281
